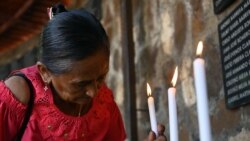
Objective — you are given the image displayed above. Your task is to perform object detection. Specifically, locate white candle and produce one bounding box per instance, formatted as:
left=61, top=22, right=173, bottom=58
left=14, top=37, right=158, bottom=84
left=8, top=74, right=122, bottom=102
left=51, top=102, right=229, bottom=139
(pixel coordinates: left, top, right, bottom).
left=147, top=83, right=158, bottom=136
left=193, top=41, right=212, bottom=141
left=168, top=67, right=179, bottom=141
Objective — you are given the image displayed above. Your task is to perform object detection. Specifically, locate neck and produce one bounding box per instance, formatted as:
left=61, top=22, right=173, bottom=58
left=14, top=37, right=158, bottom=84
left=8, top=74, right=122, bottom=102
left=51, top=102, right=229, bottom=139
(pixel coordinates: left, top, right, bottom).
left=78, top=104, right=83, bottom=117
left=53, top=93, right=92, bottom=116
left=50, top=84, right=92, bottom=116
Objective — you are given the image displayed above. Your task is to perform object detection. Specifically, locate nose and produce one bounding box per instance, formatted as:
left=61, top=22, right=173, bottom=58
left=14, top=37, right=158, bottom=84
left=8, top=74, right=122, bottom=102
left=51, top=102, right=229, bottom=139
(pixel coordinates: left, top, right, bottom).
left=85, top=80, right=101, bottom=98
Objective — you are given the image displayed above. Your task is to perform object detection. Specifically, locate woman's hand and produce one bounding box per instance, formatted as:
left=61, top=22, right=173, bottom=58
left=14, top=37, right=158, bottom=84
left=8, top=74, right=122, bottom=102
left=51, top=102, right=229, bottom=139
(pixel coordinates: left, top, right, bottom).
left=145, top=124, right=168, bottom=141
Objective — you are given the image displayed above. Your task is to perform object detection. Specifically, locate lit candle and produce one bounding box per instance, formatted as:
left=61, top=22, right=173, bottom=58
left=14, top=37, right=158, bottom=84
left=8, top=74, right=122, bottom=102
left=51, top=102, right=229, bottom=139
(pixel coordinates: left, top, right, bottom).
left=193, top=41, right=212, bottom=141
left=147, top=83, right=158, bottom=136
left=168, top=67, right=179, bottom=141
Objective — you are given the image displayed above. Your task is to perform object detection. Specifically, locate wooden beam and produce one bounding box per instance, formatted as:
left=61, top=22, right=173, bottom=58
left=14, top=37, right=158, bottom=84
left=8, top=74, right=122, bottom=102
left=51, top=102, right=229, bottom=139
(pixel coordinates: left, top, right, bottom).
left=120, top=0, right=138, bottom=140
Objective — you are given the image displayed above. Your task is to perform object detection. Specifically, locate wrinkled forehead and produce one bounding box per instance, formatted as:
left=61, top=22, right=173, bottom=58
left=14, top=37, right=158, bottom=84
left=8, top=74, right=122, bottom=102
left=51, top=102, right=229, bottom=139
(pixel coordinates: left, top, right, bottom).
left=64, top=51, right=109, bottom=80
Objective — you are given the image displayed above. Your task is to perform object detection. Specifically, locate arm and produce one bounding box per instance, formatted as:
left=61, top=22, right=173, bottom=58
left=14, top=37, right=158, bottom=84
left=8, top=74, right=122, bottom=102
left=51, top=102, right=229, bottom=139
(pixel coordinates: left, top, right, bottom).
left=103, top=102, right=126, bottom=141
left=4, top=76, right=30, bottom=104
left=0, top=76, right=30, bottom=140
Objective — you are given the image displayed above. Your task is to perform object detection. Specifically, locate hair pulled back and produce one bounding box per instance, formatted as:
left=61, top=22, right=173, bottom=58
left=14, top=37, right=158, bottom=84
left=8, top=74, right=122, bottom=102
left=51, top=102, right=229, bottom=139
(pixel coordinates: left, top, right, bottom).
left=40, top=4, right=110, bottom=74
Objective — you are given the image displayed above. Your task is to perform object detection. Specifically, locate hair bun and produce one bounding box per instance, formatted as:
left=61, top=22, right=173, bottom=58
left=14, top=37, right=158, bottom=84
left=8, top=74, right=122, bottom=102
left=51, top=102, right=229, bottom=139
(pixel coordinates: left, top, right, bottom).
left=52, top=3, right=67, bottom=16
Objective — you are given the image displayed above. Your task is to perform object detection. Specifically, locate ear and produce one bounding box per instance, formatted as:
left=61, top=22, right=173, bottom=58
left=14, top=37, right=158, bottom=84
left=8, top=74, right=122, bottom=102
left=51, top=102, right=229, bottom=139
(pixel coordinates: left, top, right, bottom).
left=37, top=62, right=52, bottom=84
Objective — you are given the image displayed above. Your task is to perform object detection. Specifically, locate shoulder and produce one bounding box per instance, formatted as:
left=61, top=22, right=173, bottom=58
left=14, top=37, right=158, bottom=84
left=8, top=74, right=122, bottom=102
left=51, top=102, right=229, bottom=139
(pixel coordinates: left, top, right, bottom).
left=4, top=76, right=30, bottom=105
left=97, top=84, right=114, bottom=103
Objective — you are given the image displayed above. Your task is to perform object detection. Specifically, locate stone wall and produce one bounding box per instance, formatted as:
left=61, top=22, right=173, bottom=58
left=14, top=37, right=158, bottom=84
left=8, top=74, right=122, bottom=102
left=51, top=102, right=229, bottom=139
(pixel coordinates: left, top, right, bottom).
left=1, top=0, right=250, bottom=141
left=100, top=0, right=250, bottom=141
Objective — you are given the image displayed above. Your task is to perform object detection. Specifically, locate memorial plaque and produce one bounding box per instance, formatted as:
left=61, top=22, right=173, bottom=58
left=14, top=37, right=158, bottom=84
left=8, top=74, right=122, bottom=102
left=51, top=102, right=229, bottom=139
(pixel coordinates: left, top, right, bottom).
left=213, top=0, right=236, bottom=14
left=218, top=0, right=250, bottom=109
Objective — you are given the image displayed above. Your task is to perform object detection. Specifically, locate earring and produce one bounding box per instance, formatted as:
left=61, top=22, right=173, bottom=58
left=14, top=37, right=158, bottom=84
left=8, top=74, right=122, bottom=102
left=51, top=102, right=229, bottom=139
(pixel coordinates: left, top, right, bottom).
left=86, top=91, right=90, bottom=95
left=44, top=85, right=48, bottom=91
left=44, top=81, right=48, bottom=92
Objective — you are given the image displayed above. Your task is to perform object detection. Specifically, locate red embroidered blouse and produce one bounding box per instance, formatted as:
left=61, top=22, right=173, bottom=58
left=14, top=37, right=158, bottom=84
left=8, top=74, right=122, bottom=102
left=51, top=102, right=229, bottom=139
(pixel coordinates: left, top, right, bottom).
left=0, top=65, right=126, bottom=141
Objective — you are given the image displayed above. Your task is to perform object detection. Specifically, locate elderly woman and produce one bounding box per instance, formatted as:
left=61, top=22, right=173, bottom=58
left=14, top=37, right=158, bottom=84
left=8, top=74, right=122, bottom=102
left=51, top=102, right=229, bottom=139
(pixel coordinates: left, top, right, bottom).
left=0, top=4, right=167, bottom=141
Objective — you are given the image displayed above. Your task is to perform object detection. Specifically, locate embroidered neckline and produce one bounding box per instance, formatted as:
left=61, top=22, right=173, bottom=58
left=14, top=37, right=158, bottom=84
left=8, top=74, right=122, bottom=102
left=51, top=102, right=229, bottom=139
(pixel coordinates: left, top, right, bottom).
left=22, top=66, right=112, bottom=139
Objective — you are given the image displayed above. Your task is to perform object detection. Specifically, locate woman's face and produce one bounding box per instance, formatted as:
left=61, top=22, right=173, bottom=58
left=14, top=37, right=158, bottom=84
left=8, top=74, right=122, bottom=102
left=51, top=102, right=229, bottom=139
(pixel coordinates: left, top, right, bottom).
left=45, top=50, right=109, bottom=105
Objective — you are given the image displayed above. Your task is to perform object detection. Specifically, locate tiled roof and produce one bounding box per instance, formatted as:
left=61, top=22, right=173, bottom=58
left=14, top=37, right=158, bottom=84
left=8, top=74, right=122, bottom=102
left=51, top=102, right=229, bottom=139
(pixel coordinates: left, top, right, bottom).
left=0, top=0, right=70, bottom=64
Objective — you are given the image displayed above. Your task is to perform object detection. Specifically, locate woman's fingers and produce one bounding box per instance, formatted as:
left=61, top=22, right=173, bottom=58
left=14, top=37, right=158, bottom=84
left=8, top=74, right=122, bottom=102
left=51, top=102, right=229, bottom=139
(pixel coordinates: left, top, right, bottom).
left=157, top=135, right=168, bottom=141
left=148, top=131, right=156, bottom=141
left=157, top=124, right=165, bottom=136
left=146, top=124, right=167, bottom=141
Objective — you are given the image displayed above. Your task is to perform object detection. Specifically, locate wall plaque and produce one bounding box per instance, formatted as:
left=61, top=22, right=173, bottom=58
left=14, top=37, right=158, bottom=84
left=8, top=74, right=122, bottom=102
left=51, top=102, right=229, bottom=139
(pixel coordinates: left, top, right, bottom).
left=218, top=0, right=250, bottom=109
left=213, top=0, right=236, bottom=14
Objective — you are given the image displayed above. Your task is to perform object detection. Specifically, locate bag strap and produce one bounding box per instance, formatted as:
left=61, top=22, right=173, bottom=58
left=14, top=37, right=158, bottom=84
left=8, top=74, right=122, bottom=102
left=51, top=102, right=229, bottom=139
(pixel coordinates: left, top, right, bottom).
left=12, top=73, right=34, bottom=141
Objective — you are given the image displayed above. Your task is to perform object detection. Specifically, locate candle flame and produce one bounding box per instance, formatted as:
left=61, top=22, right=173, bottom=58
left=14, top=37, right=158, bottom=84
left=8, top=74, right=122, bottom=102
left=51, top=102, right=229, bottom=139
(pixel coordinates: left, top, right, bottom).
left=171, top=67, right=178, bottom=87
left=147, top=83, right=152, bottom=96
left=196, top=41, right=203, bottom=56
